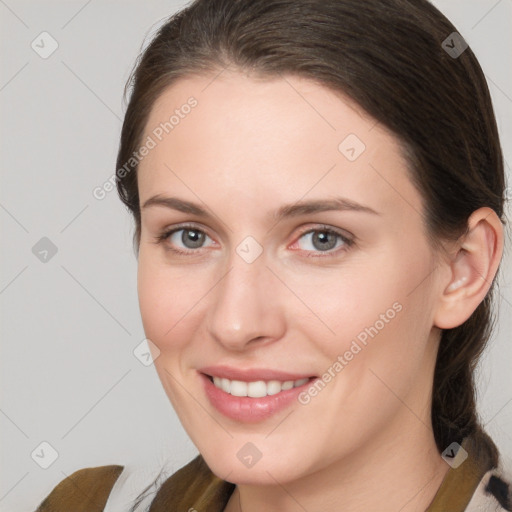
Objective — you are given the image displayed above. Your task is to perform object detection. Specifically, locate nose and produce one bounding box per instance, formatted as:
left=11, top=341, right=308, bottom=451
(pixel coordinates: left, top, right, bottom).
left=206, top=252, right=286, bottom=352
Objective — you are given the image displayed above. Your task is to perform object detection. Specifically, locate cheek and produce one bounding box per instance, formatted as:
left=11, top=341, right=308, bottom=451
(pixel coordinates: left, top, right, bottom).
left=137, top=250, right=220, bottom=359
left=327, top=268, right=437, bottom=414
left=136, top=257, right=200, bottom=410
left=137, top=260, right=168, bottom=343
left=311, top=246, right=434, bottom=372
left=137, top=252, right=190, bottom=350
left=296, top=259, right=404, bottom=351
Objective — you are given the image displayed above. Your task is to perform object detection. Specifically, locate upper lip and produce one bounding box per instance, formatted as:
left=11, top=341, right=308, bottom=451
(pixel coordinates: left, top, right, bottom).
left=199, top=365, right=315, bottom=382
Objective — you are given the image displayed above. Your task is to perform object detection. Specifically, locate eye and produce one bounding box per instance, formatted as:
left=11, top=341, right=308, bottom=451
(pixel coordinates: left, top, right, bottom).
left=291, top=225, right=353, bottom=257
left=154, top=223, right=354, bottom=258
left=155, top=224, right=214, bottom=255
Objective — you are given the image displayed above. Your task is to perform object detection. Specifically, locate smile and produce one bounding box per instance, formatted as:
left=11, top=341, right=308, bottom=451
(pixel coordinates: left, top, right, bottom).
left=200, top=370, right=318, bottom=422
left=210, top=376, right=310, bottom=397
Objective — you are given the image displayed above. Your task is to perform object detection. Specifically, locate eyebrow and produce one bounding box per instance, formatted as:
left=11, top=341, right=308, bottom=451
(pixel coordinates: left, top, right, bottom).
left=142, top=195, right=380, bottom=221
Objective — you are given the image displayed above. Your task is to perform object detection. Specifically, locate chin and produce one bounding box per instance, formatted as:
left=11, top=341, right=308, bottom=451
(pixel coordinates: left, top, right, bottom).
left=205, top=454, right=302, bottom=486
left=193, top=436, right=318, bottom=487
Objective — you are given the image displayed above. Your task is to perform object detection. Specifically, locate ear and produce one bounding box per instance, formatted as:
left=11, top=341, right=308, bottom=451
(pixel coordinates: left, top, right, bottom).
left=433, top=207, right=504, bottom=329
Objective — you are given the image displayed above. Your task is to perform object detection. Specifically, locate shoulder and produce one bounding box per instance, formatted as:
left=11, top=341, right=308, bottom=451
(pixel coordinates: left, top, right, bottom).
left=34, top=464, right=124, bottom=512
left=104, top=454, right=235, bottom=511
left=466, top=459, right=512, bottom=511
left=146, top=455, right=235, bottom=510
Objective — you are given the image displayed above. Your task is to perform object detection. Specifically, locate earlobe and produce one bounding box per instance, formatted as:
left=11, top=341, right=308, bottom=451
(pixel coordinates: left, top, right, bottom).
left=434, top=207, right=503, bottom=330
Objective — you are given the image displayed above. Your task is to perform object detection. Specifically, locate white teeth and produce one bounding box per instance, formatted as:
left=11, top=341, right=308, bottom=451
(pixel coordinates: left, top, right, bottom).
left=211, top=376, right=310, bottom=397
left=247, top=381, right=267, bottom=398
left=221, top=378, right=231, bottom=394
left=230, top=380, right=248, bottom=397
left=281, top=380, right=294, bottom=390
left=266, top=380, right=282, bottom=396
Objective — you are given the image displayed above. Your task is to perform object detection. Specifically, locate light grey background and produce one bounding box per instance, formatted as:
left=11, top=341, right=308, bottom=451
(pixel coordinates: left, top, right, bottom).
left=1, top=1, right=511, bottom=510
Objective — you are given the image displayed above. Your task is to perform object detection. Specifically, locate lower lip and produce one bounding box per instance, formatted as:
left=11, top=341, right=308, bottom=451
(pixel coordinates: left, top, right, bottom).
left=200, top=373, right=315, bottom=423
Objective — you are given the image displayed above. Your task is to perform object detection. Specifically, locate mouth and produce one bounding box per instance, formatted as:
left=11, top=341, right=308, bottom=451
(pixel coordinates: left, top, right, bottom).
left=204, top=374, right=314, bottom=398
left=199, top=371, right=318, bottom=422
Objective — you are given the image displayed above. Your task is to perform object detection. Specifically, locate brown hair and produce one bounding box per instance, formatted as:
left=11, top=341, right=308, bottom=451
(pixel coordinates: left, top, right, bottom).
left=116, top=0, right=505, bottom=462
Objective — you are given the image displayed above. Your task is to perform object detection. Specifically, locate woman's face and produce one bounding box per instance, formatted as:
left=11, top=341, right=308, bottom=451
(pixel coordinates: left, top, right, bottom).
left=136, top=70, right=445, bottom=484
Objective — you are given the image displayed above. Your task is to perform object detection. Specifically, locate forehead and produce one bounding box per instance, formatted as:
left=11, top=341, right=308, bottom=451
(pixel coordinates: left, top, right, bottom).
left=137, top=70, right=422, bottom=223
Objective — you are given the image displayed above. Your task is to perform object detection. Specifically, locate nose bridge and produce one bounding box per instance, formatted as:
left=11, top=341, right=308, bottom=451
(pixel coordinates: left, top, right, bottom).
left=207, top=246, right=282, bottom=350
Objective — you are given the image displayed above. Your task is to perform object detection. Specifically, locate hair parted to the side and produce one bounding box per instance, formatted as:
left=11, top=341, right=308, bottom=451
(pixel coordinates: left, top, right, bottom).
left=116, top=0, right=506, bottom=472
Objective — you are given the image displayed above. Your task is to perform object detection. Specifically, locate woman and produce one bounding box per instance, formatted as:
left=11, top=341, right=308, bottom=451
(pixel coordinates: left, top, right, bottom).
left=34, top=0, right=511, bottom=510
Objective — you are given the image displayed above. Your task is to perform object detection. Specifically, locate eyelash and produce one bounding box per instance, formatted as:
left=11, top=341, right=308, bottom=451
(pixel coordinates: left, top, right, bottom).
left=153, top=223, right=355, bottom=258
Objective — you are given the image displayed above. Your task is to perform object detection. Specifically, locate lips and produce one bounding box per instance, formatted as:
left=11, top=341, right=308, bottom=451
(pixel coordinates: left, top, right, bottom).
left=198, top=365, right=317, bottom=422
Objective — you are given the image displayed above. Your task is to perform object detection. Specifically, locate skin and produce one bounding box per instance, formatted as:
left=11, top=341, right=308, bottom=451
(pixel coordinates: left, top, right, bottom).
left=135, top=69, right=503, bottom=512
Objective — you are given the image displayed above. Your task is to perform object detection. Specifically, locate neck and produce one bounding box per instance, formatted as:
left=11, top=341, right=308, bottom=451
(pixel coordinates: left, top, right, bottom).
left=225, top=411, right=449, bottom=512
